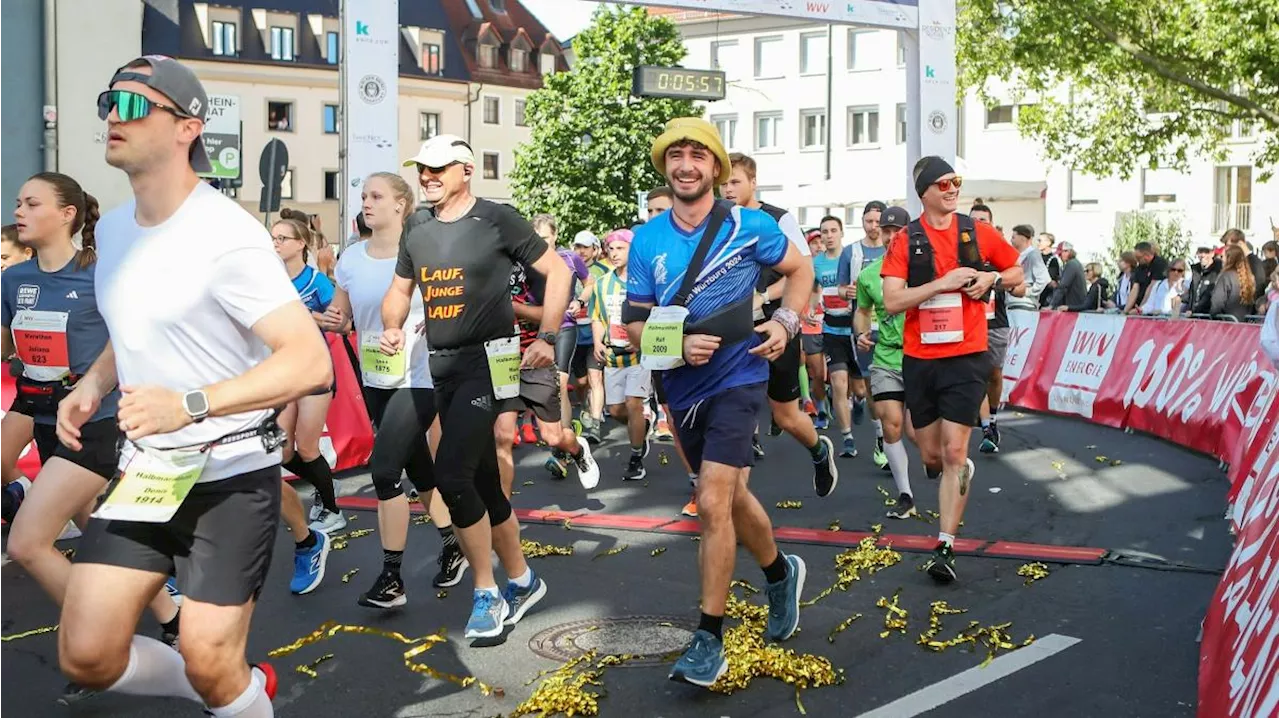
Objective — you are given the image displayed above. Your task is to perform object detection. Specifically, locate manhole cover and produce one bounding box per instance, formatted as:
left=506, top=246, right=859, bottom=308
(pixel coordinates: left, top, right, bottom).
left=528, top=615, right=696, bottom=667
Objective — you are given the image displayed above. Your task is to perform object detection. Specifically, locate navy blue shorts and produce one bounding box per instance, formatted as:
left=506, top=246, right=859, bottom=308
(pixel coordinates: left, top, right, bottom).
left=671, top=383, right=766, bottom=473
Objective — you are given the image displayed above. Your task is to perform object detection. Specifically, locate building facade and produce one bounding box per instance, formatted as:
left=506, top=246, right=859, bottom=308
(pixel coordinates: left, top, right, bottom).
left=655, top=9, right=1277, bottom=261
left=4, top=0, right=566, bottom=233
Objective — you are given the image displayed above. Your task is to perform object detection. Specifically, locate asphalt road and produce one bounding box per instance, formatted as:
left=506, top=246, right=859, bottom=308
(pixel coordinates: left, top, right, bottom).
left=2, top=409, right=1232, bottom=717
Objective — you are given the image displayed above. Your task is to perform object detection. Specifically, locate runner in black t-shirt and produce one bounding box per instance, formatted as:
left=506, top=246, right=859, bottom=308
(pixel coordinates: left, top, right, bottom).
left=381, top=135, right=570, bottom=640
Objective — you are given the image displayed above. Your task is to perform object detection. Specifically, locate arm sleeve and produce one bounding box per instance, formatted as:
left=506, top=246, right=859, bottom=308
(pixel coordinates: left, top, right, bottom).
left=626, top=237, right=655, bottom=305
left=880, top=230, right=909, bottom=280
left=837, top=245, right=853, bottom=286
left=1261, top=301, right=1278, bottom=366
left=211, top=247, right=301, bottom=329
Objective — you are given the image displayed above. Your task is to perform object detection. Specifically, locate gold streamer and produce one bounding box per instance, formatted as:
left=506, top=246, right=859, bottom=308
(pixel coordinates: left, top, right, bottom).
left=346, top=514, right=358, bottom=522
left=1, top=625, right=58, bottom=642
left=268, top=621, right=494, bottom=695
left=436, top=589, right=449, bottom=599
left=562, top=518, right=574, bottom=530
left=411, top=514, right=432, bottom=526
left=1016, top=562, right=1050, bottom=586
left=799, top=537, right=902, bottom=608
left=827, top=520, right=841, bottom=532
left=341, top=568, right=360, bottom=583
left=827, top=613, right=863, bottom=643
left=709, top=593, right=840, bottom=706
left=592, top=545, right=627, bottom=560
left=876, top=485, right=896, bottom=507
left=330, top=528, right=374, bottom=551
left=775, top=500, right=803, bottom=509
left=650, top=547, right=667, bottom=557
left=876, top=590, right=908, bottom=638
left=295, top=653, right=334, bottom=678
left=658, top=452, right=670, bottom=465
left=870, top=523, right=884, bottom=535
left=521, top=539, right=575, bottom=558
left=730, top=579, right=760, bottom=595
left=512, top=650, right=642, bottom=716
left=1094, top=455, right=1108, bottom=463
left=913, top=603, right=1036, bottom=665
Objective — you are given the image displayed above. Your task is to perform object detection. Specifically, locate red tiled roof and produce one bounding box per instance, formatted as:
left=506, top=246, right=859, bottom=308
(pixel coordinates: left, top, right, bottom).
left=441, top=0, right=568, bottom=89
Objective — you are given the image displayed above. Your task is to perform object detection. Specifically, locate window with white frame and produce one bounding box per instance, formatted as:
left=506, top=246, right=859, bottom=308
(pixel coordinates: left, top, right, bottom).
left=895, top=103, right=907, bottom=145
left=1141, top=167, right=1180, bottom=206
left=1067, top=170, right=1102, bottom=207
left=483, top=96, right=500, bottom=125
left=847, top=30, right=877, bottom=71
left=419, top=112, right=440, bottom=141
left=847, top=106, right=879, bottom=146
left=212, top=20, right=237, bottom=57
left=755, top=112, right=783, bottom=150
left=322, top=104, right=339, bottom=134
left=1214, top=165, right=1253, bottom=230
left=800, top=109, right=826, bottom=149
left=895, top=32, right=907, bottom=66
left=510, top=49, right=527, bottom=72
left=478, top=42, right=498, bottom=69
left=711, top=40, right=738, bottom=78
left=483, top=152, right=500, bottom=180
left=326, top=31, right=339, bottom=64
left=711, top=115, right=738, bottom=150
left=800, top=32, right=827, bottom=75
left=268, top=101, right=293, bottom=131
left=540, top=53, right=556, bottom=75
left=423, top=43, right=442, bottom=74
left=515, top=99, right=527, bottom=127
left=754, top=36, right=784, bottom=78
left=985, top=104, right=1015, bottom=127
left=270, top=26, right=295, bottom=61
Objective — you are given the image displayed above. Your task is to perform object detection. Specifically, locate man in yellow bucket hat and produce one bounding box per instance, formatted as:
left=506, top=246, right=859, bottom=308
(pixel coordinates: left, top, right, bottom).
left=624, top=117, right=816, bottom=687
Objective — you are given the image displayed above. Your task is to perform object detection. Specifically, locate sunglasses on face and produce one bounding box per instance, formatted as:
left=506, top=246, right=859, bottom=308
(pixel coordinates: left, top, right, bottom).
left=97, top=89, right=190, bottom=123
left=933, top=177, right=963, bottom=192
left=1170, top=267, right=1185, bottom=273
left=416, top=162, right=459, bottom=175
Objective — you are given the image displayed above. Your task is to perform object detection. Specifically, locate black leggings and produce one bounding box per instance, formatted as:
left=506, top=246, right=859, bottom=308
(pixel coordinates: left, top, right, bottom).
left=365, top=387, right=437, bottom=501
left=430, top=352, right=510, bottom=530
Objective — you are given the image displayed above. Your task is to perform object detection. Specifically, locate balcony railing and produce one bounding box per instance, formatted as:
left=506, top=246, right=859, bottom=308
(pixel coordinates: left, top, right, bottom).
left=1213, top=203, right=1252, bottom=232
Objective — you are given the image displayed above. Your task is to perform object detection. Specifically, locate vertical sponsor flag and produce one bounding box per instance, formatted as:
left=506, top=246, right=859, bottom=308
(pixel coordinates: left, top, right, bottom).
left=344, top=1, right=400, bottom=234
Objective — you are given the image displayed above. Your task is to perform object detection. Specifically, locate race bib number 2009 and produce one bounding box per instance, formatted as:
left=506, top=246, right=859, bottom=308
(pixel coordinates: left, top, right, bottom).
left=640, top=305, right=687, bottom=371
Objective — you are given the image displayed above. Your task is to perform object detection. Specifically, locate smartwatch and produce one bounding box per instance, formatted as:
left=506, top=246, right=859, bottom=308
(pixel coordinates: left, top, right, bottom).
left=182, top=389, right=210, bottom=423
left=992, top=273, right=1004, bottom=290
left=537, top=331, right=558, bottom=345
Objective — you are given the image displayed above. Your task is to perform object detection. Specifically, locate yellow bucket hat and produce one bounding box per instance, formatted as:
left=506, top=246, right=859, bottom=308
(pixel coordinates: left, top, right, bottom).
left=650, top=117, right=732, bottom=185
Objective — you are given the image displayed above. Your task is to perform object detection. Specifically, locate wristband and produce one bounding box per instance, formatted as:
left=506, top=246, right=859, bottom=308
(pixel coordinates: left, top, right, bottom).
left=771, top=307, right=802, bottom=340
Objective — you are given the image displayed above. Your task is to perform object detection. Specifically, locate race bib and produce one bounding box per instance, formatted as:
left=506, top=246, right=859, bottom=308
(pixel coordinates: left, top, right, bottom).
left=821, top=286, right=849, bottom=315
left=93, top=444, right=208, bottom=523
left=360, top=334, right=406, bottom=388
left=574, top=303, right=592, bottom=326
left=919, top=293, right=964, bottom=344
left=605, top=293, right=630, bottom=349
left=11, top=310, right=70, bottom=382
left=640, top=305, right=688, bottom=371
left=484, top=336, right=521, bottom=400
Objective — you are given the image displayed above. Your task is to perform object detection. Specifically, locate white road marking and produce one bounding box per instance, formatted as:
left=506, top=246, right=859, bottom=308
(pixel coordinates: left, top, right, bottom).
left=854, top=633, right=1082, bottom=718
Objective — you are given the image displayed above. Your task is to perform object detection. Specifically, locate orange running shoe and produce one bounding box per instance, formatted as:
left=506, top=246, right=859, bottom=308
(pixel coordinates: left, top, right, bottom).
left=803, top=398, right=817, bottom=416
left=681, top=494, right=698, bottom=518
left=520, top=422, right=538, bottom=445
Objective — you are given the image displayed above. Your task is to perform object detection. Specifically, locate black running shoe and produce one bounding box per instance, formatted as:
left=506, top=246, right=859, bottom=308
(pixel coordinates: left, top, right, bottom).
left=886, top=493, right=916, bottom=519
left=752, top=436, right=766, bottom=460
left=812, top=436, right=838, bottom=498
left=57, top=683, right=96, bottom=706
left=623, top=455, right=647, bottom=481
left=925, top=464, right=942, bottom=480
left=359, top=569, right=407, bottom=609
left=924, top=542, right=957, bottom=583
left=432, top=543, right=469, bottom=588
left=768, top=419, right=783, bottom=437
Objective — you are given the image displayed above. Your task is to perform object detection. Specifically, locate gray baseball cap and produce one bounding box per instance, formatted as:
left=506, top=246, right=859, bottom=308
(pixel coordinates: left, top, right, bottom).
left=880, top=206, right=910, bottom=229
left=108, top=56, right=213, bottom=173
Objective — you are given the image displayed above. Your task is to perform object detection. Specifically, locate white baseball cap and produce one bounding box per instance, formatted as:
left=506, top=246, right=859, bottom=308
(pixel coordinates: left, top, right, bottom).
left=402, top=134, right=475, bottom=168
left=573, top=230, right=599, bottom=247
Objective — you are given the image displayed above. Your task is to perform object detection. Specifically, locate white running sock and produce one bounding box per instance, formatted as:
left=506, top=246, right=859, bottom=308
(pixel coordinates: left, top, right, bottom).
left=883, top=440, right=912, bottom=498
left=938, top=532, right=955, bottom=547
left=107, top=635, right=202, bottom=703
left=15, top=476, right=32, bottom=491
left=511, top=566, right=533, bottom=588
left=207, top=666, right=272, bottom=717
left=478, top=586, right=501, bottom=598
left=873, top=419, right=883, bottom=438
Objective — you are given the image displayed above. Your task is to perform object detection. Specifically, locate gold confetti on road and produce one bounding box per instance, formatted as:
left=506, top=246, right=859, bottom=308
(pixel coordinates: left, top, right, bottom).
left=1016, top=562, right=1050, bottom=585
left=295, top=653, right=334, bottom=678
left=512, top=650, right=639, bottom=716
left=827, top=520, right=841, bottom=532
left=870, top=523, right=884, bottom=535
left=776, top=500, right=803, bottom=509
left=801, top=538, right=901, bottom=608
left=411, top=514, right=432, bottom=526
left=658, top=452, right=670, bottom=466
left=521, top=539, right=575, bottom=558
left=592, top=545, right=627, bottom=560
left=346, top=514, right=358, bottom=522
left=1, top=625, right=58, bottom=642
left=650, top=547, right=667, bottom=557
left=827, top=613, right=863, bottom=643
left=876, top=590, right=909, bottom=638
left=1094, top=455, right=1108, bottom=463
left=437, top=590, right=448, bottom=599
left=330, top=528, right=374, bottom=551
left=340, top=568, right=360, bottom=583
left=1050, top=460, right=1066, bottom=472
left=562, top=518, right=574, bottom=530
left=917, top=600, right=968, bottom=648
left=730, top=579, right=760, bottom=595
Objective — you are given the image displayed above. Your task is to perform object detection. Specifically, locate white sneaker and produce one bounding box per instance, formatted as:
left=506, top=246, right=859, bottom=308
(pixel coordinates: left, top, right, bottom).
left=573, top=436, right=600, bottom=490
left=308, top=499, right=323, bottom=523
left=309, top=508, right=348, bottom=535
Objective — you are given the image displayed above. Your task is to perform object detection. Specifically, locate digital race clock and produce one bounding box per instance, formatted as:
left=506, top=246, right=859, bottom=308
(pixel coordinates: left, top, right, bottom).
left=631, top=66, right=727, bottom=101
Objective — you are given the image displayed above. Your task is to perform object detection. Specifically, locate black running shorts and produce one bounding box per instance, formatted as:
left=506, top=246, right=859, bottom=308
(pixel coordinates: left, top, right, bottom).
left=495, top=366, right=562, bottom=423
left=902, top=352, right=991, bottom=430
left=33, top=418, right=120, bottom=481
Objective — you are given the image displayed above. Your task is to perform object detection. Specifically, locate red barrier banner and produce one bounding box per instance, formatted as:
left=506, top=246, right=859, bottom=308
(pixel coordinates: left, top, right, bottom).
left=1000, top=311, right=1277, bottom=718
left=0, top=334, right=374, bottom=478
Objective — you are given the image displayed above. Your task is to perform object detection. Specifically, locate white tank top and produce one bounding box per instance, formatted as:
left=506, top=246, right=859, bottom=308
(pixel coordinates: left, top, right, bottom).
left=334, top=242, right=433, bottom=389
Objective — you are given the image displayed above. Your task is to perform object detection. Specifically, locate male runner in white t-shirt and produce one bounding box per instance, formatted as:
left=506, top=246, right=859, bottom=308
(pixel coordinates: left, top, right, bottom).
left=56, top=56, right=332, bottom=718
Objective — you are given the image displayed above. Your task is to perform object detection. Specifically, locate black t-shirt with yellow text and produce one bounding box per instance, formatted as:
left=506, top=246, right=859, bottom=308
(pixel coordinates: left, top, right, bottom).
left=395, top=198, right=547, bottom=351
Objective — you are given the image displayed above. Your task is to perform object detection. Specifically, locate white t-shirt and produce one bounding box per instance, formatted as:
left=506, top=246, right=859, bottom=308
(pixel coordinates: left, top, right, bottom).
left=95, top=182, right=300, bottom=482
left=335, top=241, right=432, bottom=389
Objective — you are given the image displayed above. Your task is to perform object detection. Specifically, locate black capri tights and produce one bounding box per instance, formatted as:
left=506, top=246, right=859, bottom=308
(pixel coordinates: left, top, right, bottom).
left=432, top=368, right=511, bottom=530
left=365, top=387, right=437, bottom=501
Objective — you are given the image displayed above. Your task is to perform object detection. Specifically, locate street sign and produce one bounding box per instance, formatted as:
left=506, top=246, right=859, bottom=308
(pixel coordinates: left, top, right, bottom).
left=200, top=94, right=241, bottom=180
left=631, top=66, right=726, bottom=101
left=259, top=138, right=290, bottom=215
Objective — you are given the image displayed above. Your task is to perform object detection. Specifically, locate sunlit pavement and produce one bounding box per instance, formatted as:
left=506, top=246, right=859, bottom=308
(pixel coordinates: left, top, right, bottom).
left=2, top=410, right=1229, bottom=717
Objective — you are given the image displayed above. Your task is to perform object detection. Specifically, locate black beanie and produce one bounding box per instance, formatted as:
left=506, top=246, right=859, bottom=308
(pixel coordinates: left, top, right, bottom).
left=914, top=156, right=956, bottom=197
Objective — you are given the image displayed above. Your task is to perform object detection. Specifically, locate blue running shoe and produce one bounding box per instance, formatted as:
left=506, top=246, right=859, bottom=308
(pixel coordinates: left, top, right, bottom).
left=840, top=436, right=857, bottom=458
left=668, top=629, right=728, bottom=688
left=290, top=530, right=330, bottom=595
left=503, top=572, right=548, bottom=626
left=465, top=589, right=511, bottom=639
left=813, top=413, right=829, bottom=430
left=2, top=481, right=25, bottom=524
left=164, top=577, right=184, bottom=607
left=852, top=398, right=866, bottom=425
left=765, top=554, right=806, bottom=642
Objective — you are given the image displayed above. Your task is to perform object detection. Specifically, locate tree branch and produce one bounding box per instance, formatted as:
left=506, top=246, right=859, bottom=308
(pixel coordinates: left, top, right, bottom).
left=1079, top=14, right=1280, bottom=127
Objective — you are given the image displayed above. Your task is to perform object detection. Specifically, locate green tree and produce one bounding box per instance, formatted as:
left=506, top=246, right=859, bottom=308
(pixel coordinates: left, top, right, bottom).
left=1094, top=211, right=1191, bottom=284
left=509, top=6, right=695, bottom=239
left=958, top=0, right=1279, bottom=179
